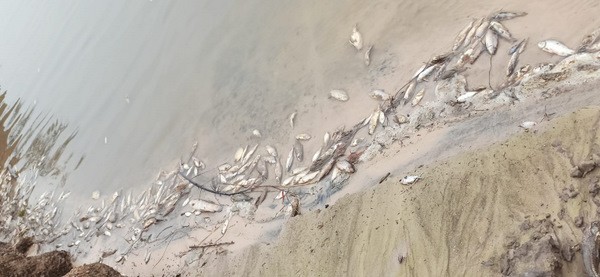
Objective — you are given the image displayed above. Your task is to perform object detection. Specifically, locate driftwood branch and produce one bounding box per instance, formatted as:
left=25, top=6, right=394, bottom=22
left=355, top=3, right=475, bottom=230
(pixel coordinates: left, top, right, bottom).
left=189, top=241, right=234, bottom=249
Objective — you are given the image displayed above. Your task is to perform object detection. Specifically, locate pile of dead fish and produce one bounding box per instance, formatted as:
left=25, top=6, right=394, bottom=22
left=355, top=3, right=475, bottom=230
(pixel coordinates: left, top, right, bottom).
left=2, top=10, right=600, bottom=270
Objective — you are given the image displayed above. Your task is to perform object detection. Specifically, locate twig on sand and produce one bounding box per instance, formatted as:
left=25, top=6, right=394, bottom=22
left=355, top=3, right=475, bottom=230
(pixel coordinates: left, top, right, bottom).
left=189, top=241, right=234, bottom=250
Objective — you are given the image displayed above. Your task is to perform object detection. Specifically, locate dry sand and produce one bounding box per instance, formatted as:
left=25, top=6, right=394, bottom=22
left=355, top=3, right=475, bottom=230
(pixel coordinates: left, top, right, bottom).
left=197, top=106, right=600, bottom=276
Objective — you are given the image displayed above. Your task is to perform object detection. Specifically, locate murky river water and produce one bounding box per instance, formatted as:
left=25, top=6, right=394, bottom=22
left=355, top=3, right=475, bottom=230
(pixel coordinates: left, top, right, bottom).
left=0, top=0, right=599, bottom=274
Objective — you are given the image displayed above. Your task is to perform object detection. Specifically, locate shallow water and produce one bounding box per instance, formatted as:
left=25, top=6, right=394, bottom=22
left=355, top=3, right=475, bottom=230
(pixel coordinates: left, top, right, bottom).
left=0, top=0, right=599, bottom=274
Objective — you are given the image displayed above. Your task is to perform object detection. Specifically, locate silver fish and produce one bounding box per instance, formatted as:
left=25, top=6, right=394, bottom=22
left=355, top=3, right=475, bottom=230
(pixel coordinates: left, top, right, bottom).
left=286, top=148, right=294, bottom=172
left=474, top=20, right=490, bottom=39
left=364, top=45, right=373, bottom=66
left=335, top=159, right=355, bottom=173
left=265, top=145, right=278, bottom=157
left=294, top=140, right=304, bottom=162
left=349, top=25, right=363, bottom=50
left=144, top=250, right=151, bottom=264
left=491, top=11, right=527, bottom=21
left=507, top=46, right=521, bottom=76
left=489, top=21, right=514, bottom=41
left=289, top=112, right=297, bottom=128
left=312, top=148, right=322, bottom=162
left=296, top=134, right=311, bottom=141
left=402, top=81, right=417, bottom=105
left=298, top=171, right=319, bottom=184
left=234, top=146, right=245, bottom=163
left=508, top=38, right=527, bottom=55
left=323, top=132, right=331, bottom=146
left=368, top=111, right=379, bottom=135
left=329, top=90, right=349, bottom=101
left=452, top=19, right=476, bottom=51
left=369, top=89, right=390, bottom=101
left=485, top=29, right=498, bottom=55
left=538, top=40, right=574, bottom=56
left=411, top=89, right=425, bottom=106
left=462, top=18, right=483, bottom=48
left=417, top=64, right=437, bottom=82
left=242, top=144, right=259, bottom=164
left=579, top=28, right=600, bottom=52
left=275, top=160, right=283, bottom=183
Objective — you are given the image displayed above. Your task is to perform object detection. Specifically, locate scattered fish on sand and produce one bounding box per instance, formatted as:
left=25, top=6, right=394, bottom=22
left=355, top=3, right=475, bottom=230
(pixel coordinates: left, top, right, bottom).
left=329, top=90, right=349, bottom=102
left=538, top=40, right=575, bottom=56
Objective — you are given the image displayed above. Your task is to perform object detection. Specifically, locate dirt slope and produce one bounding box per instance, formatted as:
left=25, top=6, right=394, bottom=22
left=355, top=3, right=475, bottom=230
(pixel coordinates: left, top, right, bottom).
left=198, top=107, right=600, bottom=276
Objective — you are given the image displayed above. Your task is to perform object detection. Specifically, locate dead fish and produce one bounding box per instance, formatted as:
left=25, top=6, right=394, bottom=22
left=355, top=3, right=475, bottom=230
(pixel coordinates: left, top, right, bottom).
left=299, top=171, right=319, bottom=184
left=589, top=42, right=600, bottom=52
left=294, top=140, right=304, bottom=162
left=462, top=18, right=483, bottom=48
left=506, top=49, right=520, bottom=76
left=411, top=89, right=425, bottom=106
left=579, top=28, right=600, bottom=52
left=296, top=134, right=311, bottom=141
left=182, top=197, right=190, bottom=207
left=221, top=213, right=231, bottom=235
left=412, top=64, right=427, bottom=79
left=519, top=121, right=537, bottom=129
left=378, top=109, right=385, bottom=124
left=252, top=129, right=262, bottom=138
left=350, top=25, right=363, bottom=50
left=282, top=176, right=295, bottom=186
left=402, top=81, right=417, bottom=104
left=263, top=155, right=276, bottom=164
left=364, top=45, right=373, bottom=66
left=102, top=249, right=117, bottom=258
left=489, top=21, right=514, bottom=41
left=292, top=166, right=308, bottom=175
left=242, top=144, right=259, bottom=164
left=312, top=148, right=322, bottom=162
left=336, top=159, right=355, bottom=173
left=329, top=89, right=349, bottom=102
left=234, top=147, right=245, bottom=163
left=286, top=148, right=294, bottom=172
left=474, top=20, right=490, bottom=39
left=456, top=91, right=478, bottom=103
left=323, top=132, right=331, bottom=146
left=417, top=64, right=437, bottom=82
left=491, top=11, right=527, bottom=21
left=400, top=176, right=420, bottom=185
left=368, top=111, right=379, bottom=135
left=144, top=250, right=151, bottom=264
left=218, top=163, right=232, bottom=173
left=265, top=145, right=278, bottom=157
left=452, top=19, right=476, bottom=51
left=582, top=221, right=600, bottom=277
left=190, top=199, right=222, bottom=212
left=369, top=89, right=390, bottom=101
left=289, top=112, right=297, bottom=128
left=508, top=38, right=527, bottom=55
left=275, top=160, right=283, bottom=183
left=438, top=66, right=467, bottom=80
left=538, top=40, right=575, bottom=56
left=485, top=29, right=498, bottom=55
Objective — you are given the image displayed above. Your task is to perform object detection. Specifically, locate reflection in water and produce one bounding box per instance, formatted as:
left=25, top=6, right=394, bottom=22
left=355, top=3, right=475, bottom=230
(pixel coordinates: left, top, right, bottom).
left=0, top=91, right=77, bottom=242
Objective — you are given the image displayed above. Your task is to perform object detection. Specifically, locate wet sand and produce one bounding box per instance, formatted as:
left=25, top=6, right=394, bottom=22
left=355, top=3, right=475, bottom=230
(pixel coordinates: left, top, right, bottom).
left=198, top=106, right=600, bottom=276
